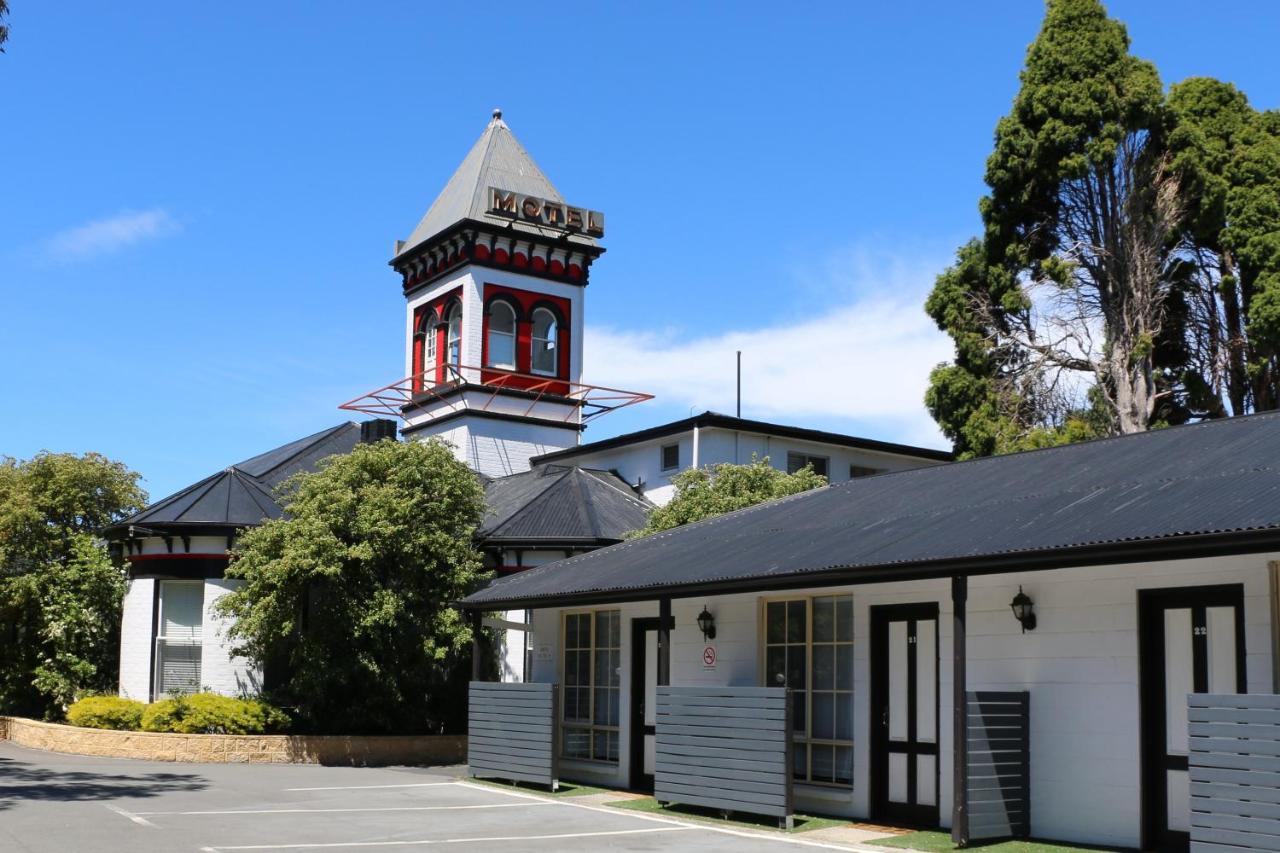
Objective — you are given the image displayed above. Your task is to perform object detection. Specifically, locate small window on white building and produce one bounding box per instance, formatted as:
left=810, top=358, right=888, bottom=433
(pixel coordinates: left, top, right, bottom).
left=763, top=594, right=854, bottom=786
left=531, top=308, right=558, bottom=376
left=562, top=610, right=620, bottom=762
left=849, top=465, right=884, bottom=479
left=155, top=581, right=203, bottom=698
left=661, top=443, right=680, bottom=471
left=486, top=301, right=517, bottom=369
left=787, top=452, right=829, bottom=478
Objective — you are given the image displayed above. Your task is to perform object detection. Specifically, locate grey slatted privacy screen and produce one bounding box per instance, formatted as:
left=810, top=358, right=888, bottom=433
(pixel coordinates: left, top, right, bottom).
left=468, top=681, right=557, bottom=788
left=967, top=691, right=1030, bottom=841
left=1189, top=693, right=1280, bottom=852
left=654, top=686, right=793, bottom=825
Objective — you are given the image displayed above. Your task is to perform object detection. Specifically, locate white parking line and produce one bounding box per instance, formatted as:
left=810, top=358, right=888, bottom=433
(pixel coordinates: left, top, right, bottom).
left=454, top=781, right=870, bottom=851
left=103, top=803, right=158, bottom=828
left=201, top=826, right=693, bottom=850
left=136, top=802, right=553, bottom=816
left=282, top=783, right=456, bottom=792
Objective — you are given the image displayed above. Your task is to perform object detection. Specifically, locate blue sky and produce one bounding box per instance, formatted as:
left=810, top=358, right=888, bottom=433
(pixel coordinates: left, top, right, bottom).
left=3, top=1, right=1279, bottom=502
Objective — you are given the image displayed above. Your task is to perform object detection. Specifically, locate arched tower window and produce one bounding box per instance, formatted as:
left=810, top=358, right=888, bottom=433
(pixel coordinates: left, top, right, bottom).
left=486, top=301, right=517, bottom=370
left=446, top=303, right=462, bottom=371
left=531, top=307, right=558, bottom=376
left=423, top=314, right=439, bottom=374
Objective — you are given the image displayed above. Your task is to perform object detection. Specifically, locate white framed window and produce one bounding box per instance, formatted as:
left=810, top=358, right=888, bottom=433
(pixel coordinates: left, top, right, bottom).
left=446, top=304, right=462, bottom=368
left=762, top=594, right=854, bottom=786
left=787, top=452, right=829, bottom=478
left=849, top=465, right=884, bottom=479
left=562, top=610, right=620, bottom=762
left=531, top=307, right=558, bottom=376
left=660, top=443, right=680, bottom=471
left=424, top=317, right=438, bottom=373
left=154, top=581, right=204, bottom=698
left=486, top=301, right=517, bottom=369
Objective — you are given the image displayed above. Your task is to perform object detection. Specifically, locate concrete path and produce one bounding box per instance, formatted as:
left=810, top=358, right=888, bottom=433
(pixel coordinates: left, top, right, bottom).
left=0, top=742, right=897, bottom=852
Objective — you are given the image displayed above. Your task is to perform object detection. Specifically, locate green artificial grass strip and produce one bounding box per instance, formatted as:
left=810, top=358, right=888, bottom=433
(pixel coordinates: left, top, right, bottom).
left=606, top=796, right=848, bottom=833
left=468, top=777, right=608, bottom=797
left=872, top=830, right=1128, bottom=853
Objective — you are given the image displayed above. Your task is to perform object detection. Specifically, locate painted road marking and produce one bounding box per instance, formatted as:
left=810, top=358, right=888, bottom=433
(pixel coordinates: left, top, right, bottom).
left=136, top=802, right=553, bottom=816
left=103, top=803, right=158, bottom=828
left=201, top=826, right=694, bottom=850
left=282, top=782, right=455, bottom=792
left=454, top=781, right=867, bottom=851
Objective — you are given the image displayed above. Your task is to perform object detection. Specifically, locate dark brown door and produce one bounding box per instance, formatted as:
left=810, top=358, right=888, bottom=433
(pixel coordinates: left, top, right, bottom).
left=1139, top=585, right=1245, bottom=852
left=871, top=603, right=940, bottom=826
left=629, top=617, right=659, bottom=791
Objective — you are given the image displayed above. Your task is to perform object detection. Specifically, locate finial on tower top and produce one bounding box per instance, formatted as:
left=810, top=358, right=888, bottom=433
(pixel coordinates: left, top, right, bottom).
left=492, top=107, right=503, bottom=121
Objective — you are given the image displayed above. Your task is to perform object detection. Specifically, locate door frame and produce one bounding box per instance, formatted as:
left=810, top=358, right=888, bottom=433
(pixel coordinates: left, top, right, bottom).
left=1137, top=584, right=1246, bottom=852
left=629, top=617, right=660, bottom=791
left=869, top=602, right=941, bottom=826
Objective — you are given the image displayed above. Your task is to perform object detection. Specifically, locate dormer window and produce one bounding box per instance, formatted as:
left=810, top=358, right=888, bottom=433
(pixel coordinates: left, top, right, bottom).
left=487, top=301, right=517, bottom=369
left=531, top=307, right=558, bottom=376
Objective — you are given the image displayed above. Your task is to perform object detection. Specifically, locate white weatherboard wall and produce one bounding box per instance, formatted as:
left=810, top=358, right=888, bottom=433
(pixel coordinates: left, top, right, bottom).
left=526, top=553, right=1276, bottom=848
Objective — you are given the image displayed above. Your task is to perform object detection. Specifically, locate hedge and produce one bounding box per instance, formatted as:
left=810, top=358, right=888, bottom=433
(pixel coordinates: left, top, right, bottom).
left=66, top=693, right=289, bottom=735
left=65, top=696, right=145, bottom=731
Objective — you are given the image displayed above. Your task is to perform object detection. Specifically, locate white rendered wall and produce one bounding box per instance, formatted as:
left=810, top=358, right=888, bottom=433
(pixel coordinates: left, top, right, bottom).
left=200, top=579, right=261, bottom=697
left=118, top=578, right=154, bottom=701
left=552, top=425, right=945, bottom=506
left=527, top=553, right=1277, bottom=848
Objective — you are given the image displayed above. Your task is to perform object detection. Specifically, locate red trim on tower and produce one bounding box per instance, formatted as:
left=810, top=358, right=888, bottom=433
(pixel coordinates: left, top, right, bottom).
left=480, top=284, right=571, bottom=394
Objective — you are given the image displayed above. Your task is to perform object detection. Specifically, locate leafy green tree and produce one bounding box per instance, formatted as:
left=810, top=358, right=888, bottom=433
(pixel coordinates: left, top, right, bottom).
left=0, top=1, right=9, bottom=53
left=0, top=452, right=146, bottom=718
left=927, top=0, right=1177, bottom=456
left=927, top=0, right=1280, bottom=458
left=215, top=438, right=488, bottom=735
left=1168, top=78, right=1280, bottom=414
left=633, top=456, right=826, bottom=537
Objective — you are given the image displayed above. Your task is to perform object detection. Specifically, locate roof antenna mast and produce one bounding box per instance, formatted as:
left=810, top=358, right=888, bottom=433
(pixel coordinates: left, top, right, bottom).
left=736, top=350, right=742, bottom=418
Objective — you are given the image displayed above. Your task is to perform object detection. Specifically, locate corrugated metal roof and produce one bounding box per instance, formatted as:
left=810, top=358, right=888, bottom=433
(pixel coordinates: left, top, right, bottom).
left=463, top=412, right=1280, bottom=608
left=398, top=112, right=598, bottom=258
left=105, top=423, right=363, bottom=533
left=480, top=465, right=651, bottom=543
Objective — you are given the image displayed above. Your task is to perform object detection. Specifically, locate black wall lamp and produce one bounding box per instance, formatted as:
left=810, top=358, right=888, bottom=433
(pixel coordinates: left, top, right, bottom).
left=696, top=605, right=716, bottom=641
left=1011, top=586, right=1036, bottom=633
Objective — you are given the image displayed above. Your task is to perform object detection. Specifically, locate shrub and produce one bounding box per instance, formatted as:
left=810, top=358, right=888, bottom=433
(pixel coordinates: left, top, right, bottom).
left=140, top=693, right=290, bottom=735
left=65, top=696, right=145, bottom=731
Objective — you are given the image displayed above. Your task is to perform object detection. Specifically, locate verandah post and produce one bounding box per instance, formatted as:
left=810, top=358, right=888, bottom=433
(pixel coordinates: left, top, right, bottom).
left=470, top=610, right=484, bottom=681
left=951, top=574, right=969, bottom=847
left=658, top=597, right=672, bottom=687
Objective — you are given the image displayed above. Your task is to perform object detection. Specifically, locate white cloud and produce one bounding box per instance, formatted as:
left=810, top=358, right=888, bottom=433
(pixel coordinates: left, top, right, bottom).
left=584, top=242, right=955, bottom=449
left=43, top=208, right=178, bottom=261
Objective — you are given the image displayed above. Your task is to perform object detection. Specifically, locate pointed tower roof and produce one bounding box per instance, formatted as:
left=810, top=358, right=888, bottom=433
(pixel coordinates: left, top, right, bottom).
left=398, top=109, right=597, bottom=259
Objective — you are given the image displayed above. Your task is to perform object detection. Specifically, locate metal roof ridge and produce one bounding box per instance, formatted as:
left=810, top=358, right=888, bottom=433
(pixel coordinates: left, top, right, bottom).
left=482, top=465, right=578, bottom=536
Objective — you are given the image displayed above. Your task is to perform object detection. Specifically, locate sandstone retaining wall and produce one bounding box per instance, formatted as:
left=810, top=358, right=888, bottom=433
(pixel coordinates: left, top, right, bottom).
left=0, top=716, right=465, bottom=766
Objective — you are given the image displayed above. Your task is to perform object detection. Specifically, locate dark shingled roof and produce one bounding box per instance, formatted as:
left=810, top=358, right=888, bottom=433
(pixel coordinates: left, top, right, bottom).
left=480, top=465, right=651, bottom=544
left=462, top=412, right=1280, bottom=610
left=105, top=423, right=363, bottom=535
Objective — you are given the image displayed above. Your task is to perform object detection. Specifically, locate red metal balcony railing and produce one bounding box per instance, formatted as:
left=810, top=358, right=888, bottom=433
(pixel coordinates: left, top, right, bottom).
left=339, top=363, right=653, bottom=425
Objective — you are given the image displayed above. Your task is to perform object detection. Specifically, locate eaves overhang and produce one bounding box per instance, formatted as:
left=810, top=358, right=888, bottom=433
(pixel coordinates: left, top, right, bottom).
left=458, top=526, right=1280, bottom=612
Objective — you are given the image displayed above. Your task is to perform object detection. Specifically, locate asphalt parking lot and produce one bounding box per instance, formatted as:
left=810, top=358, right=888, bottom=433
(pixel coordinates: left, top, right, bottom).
left=0, top=742, right=867, bottom=852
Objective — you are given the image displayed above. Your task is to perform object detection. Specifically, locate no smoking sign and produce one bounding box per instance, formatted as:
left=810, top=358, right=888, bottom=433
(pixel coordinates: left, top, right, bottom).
left=702, top=645, right=717, bottom=669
